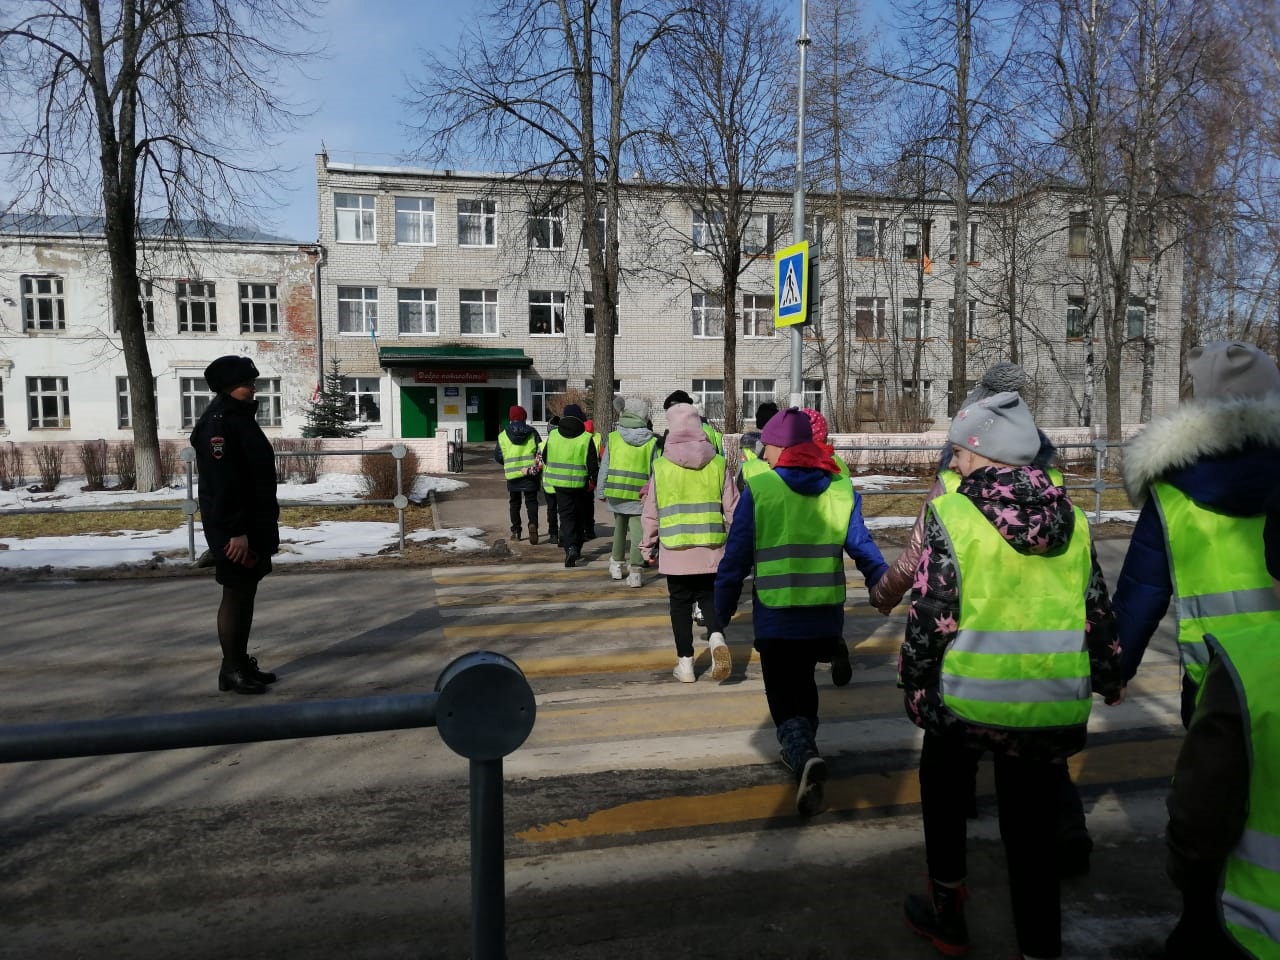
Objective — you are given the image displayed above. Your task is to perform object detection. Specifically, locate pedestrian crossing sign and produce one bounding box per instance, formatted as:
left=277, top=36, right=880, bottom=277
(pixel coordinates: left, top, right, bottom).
left=774, top=241, right=809, bottom=327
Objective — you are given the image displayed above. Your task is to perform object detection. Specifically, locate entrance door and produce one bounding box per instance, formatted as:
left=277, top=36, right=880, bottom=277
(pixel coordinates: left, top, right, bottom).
left=400, top=386, right=438, bottom=438
left=465, top=387, right=509, bottom=442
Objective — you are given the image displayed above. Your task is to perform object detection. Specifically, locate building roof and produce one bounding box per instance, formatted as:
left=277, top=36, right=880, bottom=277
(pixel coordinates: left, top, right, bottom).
left=0, top=213, right=298, bottom=243
left=378, top=345, right=533, bottom=370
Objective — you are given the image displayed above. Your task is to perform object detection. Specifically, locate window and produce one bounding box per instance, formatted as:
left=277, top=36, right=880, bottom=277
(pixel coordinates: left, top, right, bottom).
left=337, top=286, right=378, bottom=334
left=21, top=275, right=66, bottom=331
left=855, top=297, right=886, bottom=340
left=334, top=193, right=376, bottom=243
left=692, top=209, right=724, bottom=253
left=1126, top=297, right=1148, bottom=339
left=459, top=288, right=499, bottom=335
left=112, top=279, right=156, bottom=332
left=251, top=378, right=282, bottom=427
left=239, top=283, right=278, bottom=334
left=853, top=378, right=883, bottom=423
left=583, top=292, right=619, bottom=336
left=902, top=298, right=932, bottom=340
left=855, top=217, right=888, bottom=258
left=1068, top=211, right=1089, bottom=257
left=528, top=290, right=566, bottom=336
left=949, top=221, right=980, bottom=262
left=528, top=204, right=565, bottom=250
left=587, top=204, right=608, bottom=261
left=742, top=294, right=774, bottom=338
left=1066, top=295, right=1088, bottom=339
left=342, top=377, right=381, bottom=424
left=395, top=197, right=436, bottom=245
left=803, top=379, right=823, bottom=413
left=180, top=376, right=212, bottom=429
left=27, top=376, right=69, bottom=428
left=531, top=378, right=566, bottom=422
left=585, top=378, right=621, bottom=404
left=742, top=213, right=776, bottom=256
left=398, top=288, right=438, bottom=335
left=948, top=299, right=977, bottom=340
left=457, top=199, right=496, bottom=247
left=115, top=377, right=155, bottom=429
left=692, top=379, right=724, bottom=422
left=902, top=380, right=932, bottom=419
left=176, top=281, right=217, bottom=333
left=741, top=380, right=775, bottom=422
left=691, top=292, right=724, bottom=338
left=903, top=219, right=931, bottom=260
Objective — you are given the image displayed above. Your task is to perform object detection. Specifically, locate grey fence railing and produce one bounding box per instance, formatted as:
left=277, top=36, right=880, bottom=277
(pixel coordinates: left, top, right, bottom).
left=0, top=650, right=537, bottom=960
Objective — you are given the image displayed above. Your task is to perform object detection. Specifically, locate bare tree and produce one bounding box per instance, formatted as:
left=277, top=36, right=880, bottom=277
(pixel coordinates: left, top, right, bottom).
left=0, top=0, right=317, bottom=491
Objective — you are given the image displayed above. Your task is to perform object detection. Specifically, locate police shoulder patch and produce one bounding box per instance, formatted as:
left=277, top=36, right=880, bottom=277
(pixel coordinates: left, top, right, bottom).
left=210, top=435, right=226, bottom=459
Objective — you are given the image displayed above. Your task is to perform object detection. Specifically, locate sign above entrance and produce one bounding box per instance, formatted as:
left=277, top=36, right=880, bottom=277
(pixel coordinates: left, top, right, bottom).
left=415, top=369, right=489, bottom=384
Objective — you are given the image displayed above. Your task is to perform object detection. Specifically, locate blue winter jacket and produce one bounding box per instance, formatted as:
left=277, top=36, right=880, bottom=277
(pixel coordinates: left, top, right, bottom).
left=714, top=466, right=888, bottom=645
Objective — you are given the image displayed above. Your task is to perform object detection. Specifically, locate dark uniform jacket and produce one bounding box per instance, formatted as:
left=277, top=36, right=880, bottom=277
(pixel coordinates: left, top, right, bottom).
left=191, top=393, right=280, bottom=558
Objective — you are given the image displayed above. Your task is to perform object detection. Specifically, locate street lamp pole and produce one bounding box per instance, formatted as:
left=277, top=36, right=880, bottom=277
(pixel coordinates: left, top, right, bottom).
left=790, top=0, right=809, bottom=407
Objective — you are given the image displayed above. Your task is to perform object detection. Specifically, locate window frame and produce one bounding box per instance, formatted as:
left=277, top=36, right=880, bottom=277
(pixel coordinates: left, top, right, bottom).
left=691, top=378, right=724, bottom=422
left=1066, top=295, right=1088, bottom=339
left=855, top=217, right=888, bottom=258
left=902, top=219, right=932, bottom=260
left=803, top=379, right=823, bottom=413
left=530, top=378, right=566, bottom=422
left=238, top=282, right=279, bottom=334
left=337, top=285, right=378, bottom=335
left=395, top=196, right=436, bottom=246
left=342, top=376, right=382, bottom=424
left=397, top=287, right=439, bottom=335
left=26, top=375, right=70, bottom=429
left=741, top=293, right=775, bottom=339
left=949, top=220, right=980, bottom=263
left=111, top=278, right=156, bottom=333
left=901, top=298, right=933, bottom=340
left=741, top=379, right=776, bottom=422
left=948, top=298, right=978, bottom=341
left=1126, top=296, right=1148, bottom=339
left=21, top=274, right=67, bottom=332
left=179, top=376, right=213, bottom=429
left=528, top=203, right=566, bottom=251
left=527, top=289, right=566, bottom=337
left=1068, top=211, right=1089, bottom=257
left=459, top=288, right=499, bottom=336
left=852, top=377, right=884, bottom=423
left=854, top=296, right=887, bottom=340
left=334, top=192, right=377, bottom=243
left=254, top=377, right=283, bottom=428
left=692, top=209, right=725, bottom=254
left=176, top=280, right=218, bottom=333
left=741, top=212, right=776, bottom=257
left=691, top=292, right=725, bottom=339
left=457, top=198, right=497, bottom=248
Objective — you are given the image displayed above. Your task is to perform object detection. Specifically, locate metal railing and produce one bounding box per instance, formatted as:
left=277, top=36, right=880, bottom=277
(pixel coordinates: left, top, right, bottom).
left=447, top=428, right=465, bottom=473
left=0, top=650, right=537, bottom=960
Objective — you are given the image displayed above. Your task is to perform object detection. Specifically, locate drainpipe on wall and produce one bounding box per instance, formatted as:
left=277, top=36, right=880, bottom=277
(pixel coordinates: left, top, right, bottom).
left=313, top=242, right=326, bottom=388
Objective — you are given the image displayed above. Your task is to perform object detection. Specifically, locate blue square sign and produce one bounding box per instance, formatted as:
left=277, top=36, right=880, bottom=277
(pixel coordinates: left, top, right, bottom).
left=774, top=241, right=808, bottom=327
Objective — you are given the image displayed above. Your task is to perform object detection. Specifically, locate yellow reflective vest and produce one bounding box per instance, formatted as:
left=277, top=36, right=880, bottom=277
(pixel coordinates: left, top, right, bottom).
left=653, top=455, right=727, bottom=549
left=497, top=431, right=538, bottom=481
left=541, top=430, right=591, bottom=492
left=601, top=432, right=655, bottom=501
left=747, top=470, right=853, bottom=608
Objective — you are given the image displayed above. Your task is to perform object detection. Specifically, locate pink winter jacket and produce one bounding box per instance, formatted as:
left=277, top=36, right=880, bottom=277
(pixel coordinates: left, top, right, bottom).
left=868, top=475, right=946, bottom=611
left=640, top=404, right=739, bottom=575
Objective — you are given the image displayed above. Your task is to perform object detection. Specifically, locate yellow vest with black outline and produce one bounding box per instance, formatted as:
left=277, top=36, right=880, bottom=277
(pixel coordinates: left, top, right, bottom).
left=1152, top=481, right=1280, bottom=687
left=601, top=432, right=655, bottom=501
left=1206, top=627, right=1280, bottom=957
left=932, top=492, right=1094, bottom=730
left=653, top=455, right=727, bottom=549
left=747, top=469, right=853, bottom=607
left=497, top=431, right=538, bottom=482
left=540, top=430, right=591, bottom=492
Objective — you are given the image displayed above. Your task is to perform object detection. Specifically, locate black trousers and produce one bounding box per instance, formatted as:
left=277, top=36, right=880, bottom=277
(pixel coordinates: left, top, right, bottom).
left=919, top=731, right=1063, bottom=959
left=1166, top=883, right=1250, bottom=959
left=555, top=487, right=593, bottom=549
left=543, top=487, right=559, bottom=538
left=756, top=637, right=829, bottom=730
left=507, top=488, right=539, bottom=532
left=665, top=573, right=723, bottom=657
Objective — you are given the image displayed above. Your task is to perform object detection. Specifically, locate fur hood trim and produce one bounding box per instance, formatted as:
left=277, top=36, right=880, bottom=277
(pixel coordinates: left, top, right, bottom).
left=1122, top=394, right=1280, bottom=504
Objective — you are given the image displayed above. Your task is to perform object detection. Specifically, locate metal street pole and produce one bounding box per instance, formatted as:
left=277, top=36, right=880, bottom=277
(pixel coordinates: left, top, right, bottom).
left=790, top=0, right=809, bottom=408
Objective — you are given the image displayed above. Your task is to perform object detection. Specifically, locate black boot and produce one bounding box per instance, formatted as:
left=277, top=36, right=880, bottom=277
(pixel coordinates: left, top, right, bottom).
left=831, top=638, right=853, bottom=686
left=246, top=656, right=277, bottom=684
left=564, top=545, right=580, bottom=567
left=777, top=717, right=826, bottom=817
left=219, top=660, right=267, bottom=694
left=904, top=880, right=970, bottom=956
left=510, top=525, right=521, bottom=541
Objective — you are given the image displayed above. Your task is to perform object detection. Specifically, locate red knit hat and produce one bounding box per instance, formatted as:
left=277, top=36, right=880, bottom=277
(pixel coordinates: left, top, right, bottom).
left=509, top=405, right=527, bottom=421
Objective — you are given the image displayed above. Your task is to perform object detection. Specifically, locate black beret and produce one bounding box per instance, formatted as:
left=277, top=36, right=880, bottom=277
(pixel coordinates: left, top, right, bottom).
left=204, top=355, right=259, bottom=393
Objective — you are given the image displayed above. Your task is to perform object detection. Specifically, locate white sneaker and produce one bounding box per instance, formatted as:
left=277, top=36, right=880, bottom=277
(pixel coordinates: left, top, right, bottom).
left=692, top=601, right=705, bottom=625
left=672, top=656, right=696, bottom=683
left=708, top=632, right=731, bottom=681
left=608, top=559, right=626, bottom=580
left=626, top=569, right=643, bottom=588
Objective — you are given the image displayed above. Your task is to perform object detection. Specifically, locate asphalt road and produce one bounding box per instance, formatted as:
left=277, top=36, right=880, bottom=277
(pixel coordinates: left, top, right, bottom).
left=0, top=541, right=1186, bottom=959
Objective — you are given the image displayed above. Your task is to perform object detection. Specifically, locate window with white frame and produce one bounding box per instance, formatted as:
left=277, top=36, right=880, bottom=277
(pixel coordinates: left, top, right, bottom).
left=1068, top=211, right=1089, bottom=257
left=115, top=377, right=156, bottom=429
left=398, top=288, right=438, bottom=335
left=855, top=217, right=888, bottom=258
left=901, top=379, right=932, bottom=421
left=692, top=380, right=724, bottom=423
left=803, top=378, right=823, bottom=412
left=337, top=285, right=378, bottom=334
left=742, top=212, right=775, bottom=256
left=949, top=220, right=980, bottom=262
left=459, top=288, right=499, bottom=335
left=27, top=376, right=69, bottom=428
left=803, top=214, right=828, bottom=247
left=528, top=203, right=565, bottom=250
left=741, top=380, right=775, bottom=422
left=254, top=378, right=282, bottom=427
left=528, top=290, right=565, bottom=336
left=335, top=193, right=376, bottom=243
left=691, top=292, right=724, bottom=338
left=853, top=378, right=883, bottom=423
left=239, top=282, right=278, bottom=334
left=1126, top=297, right=1148, bottom=338
left=111, top=279, right=156, bottom=332
left=21, top=275, right=66, bottom=331
left=948, top=298, right=978, bottom=340
left=902, top=298, right=932, bottom=339
left=692, top=209, right=724, bottom=253
left=531, top=378, right=566, bottom=422
left=742, top=293, right=774, bottom=338
left=341, top=377, right=381, bottom=423
left=855, top=296, right=886, bottom=339
left=583, top=291, right=619, bottom=336
left=180, top=376, right=212, bottom=428
left=902, top=219, right=931, bottom=260
left=1066, top=295, right=1088, bottom=339
left=395, top=197, right=436, bottom=245
left=457, top=198, right=496, bottom=247
left=176, top=281, right=217, bottom=333
left=588, top=204, right=608, bottom=261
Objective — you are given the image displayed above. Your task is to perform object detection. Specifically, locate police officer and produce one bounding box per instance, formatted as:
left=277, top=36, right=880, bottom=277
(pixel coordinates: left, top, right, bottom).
left=191, top=355, right=280, bottom=695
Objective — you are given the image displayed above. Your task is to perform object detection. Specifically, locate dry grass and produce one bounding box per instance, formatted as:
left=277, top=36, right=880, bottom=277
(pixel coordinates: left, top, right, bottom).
left=855, top=470, right=1134, bottom=521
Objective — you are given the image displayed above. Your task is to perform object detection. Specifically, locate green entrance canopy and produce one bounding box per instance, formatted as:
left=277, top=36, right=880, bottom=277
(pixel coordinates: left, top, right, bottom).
left=378, top=345, right=532, bottom=370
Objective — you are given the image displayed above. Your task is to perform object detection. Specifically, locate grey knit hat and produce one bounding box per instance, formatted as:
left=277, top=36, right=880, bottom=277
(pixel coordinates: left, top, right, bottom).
left=947, top=391, right=1041, bottom=466
left=1188, top=341, right=1280, bottom=400
left=962, top=361, right=1028, bottom=406
left=623, top=396, right=650, bottom=421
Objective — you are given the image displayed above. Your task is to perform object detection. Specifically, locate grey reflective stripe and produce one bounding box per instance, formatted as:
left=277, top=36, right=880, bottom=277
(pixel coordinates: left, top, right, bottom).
left=754, top=571, right=845, bottom=591
left=954, top=629, right=1084, bottom=656
left=506, top=453, right=535, bottom=466
left=659, top=501, right=720, bottom=518
left=1223, top=892, right=1280, bottom=944
left=1178, top=588, right=1280, bottom=621
left=607, top=468, right=649, bottom=482
left=662, top=521, right=724, bottom=536
left=1235, top=828, right=1280, bottom=872
left=757, top=543, right=843, bottom=564
left=941, top=674, right=1091, bottom=703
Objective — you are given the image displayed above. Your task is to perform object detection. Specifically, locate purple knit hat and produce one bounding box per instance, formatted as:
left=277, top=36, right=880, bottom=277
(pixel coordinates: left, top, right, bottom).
left=760, top=406, right=813, bottom=448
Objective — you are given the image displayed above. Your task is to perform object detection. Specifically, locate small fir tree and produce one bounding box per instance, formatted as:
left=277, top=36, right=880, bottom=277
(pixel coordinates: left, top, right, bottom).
left=302, top=357, right=369, bottom=438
